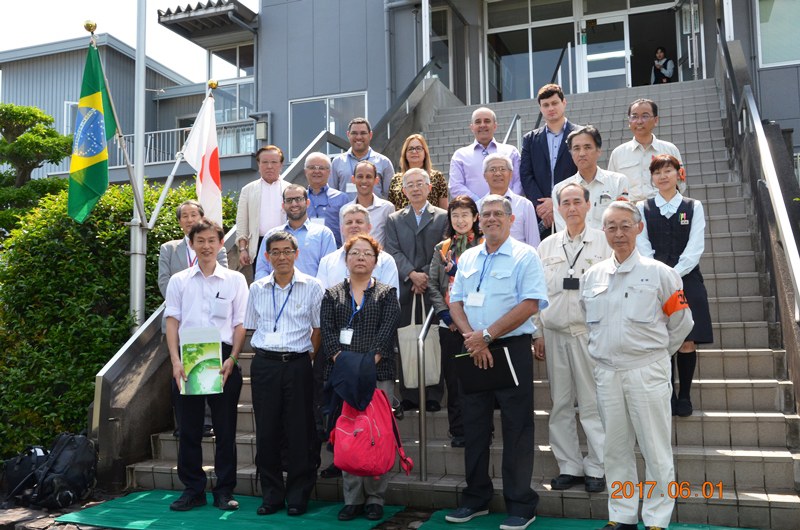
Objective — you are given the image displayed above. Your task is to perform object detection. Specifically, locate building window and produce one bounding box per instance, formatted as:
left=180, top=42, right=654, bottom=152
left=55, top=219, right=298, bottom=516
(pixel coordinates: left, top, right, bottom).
left=487, top=29, right=530, bottom=103
left=213, top=80, right=254, bottom=123
left=210, top=43, right=254, bottom=80
left=431, top=8, right=452, bottom=89
left=63, top=101, right=78, bottom=135
left=757, top=0, right=800, bottom=66
left=289, top=93, right=367, bottom=160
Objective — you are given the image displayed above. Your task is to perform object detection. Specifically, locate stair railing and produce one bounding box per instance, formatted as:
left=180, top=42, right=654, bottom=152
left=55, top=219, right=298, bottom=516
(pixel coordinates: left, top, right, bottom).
left=503, top=113, right=522, bottom=148
left=416, top=307, right=436, bottom=481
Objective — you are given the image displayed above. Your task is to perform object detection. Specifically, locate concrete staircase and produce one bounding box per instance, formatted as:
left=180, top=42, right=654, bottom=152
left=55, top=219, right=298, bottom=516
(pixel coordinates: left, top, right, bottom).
left=128, top=80, right=800, bottom=529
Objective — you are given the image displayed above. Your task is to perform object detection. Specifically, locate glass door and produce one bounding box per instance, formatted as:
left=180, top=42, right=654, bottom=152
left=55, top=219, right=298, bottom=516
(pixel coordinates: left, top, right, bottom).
left=677, top=0, right=703, bottom=81
left=582, top=15, right=630, bottom=92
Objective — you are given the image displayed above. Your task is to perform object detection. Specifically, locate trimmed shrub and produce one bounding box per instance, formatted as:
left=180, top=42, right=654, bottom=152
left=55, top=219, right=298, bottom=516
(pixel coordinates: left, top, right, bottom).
left=0, top=173, right=68, bottom=245
left=0, top=182, right=236, bottom=457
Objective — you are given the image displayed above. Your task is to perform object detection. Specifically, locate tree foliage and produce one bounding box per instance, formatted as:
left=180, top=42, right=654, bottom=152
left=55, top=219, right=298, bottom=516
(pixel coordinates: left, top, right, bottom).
left=0, top=172, right=68, bottom=245
left=0, top=182, right=236, bottom=457
left=0, top=103, right=73, bottom=187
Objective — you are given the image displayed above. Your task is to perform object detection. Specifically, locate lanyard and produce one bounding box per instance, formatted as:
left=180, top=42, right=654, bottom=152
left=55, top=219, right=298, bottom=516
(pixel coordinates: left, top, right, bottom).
left=187, top=246, right=197, bottom=267
left=271, top=282, right=294, bottom=332
left=347, top=279, right=372, bottom=327
left=562, top=241, right=585, bottom=277
left=476, top=252, right=495, bottom=292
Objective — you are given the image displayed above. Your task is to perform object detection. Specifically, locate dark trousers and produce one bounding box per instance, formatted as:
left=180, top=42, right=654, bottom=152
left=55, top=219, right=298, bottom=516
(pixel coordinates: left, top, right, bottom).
left=175, top=344, right=242, bottom=497
left=439, top=327, right=465, bottom=437
left=251, top=350, right=317, bottom=507
left=460, top=334, right=538, bottom=518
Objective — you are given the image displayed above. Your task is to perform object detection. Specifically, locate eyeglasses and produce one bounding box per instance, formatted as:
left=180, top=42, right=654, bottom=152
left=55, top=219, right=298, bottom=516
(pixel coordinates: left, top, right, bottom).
left=305, top=164, right=330, bottom=171
left=603, top=224, right=636, bottom=233
left=481, top=211, right=508, bottom=219
left=628, top=114, right=654, bottom=122
left=268, top=249, right=296, bottom=257
left=283, top=196, right=306, bottom=204
left=485, top=167, right=510, bottom=174
left=406, top=146, right=425, bottom=153
left=403, top=181, right=428, bottom=189
left=347, top=250, right=376, bottom=258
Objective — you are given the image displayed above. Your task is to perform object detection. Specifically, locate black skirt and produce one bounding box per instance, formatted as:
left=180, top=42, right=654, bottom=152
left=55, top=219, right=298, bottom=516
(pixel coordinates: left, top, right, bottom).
left=682, top=267, right=714, bottom=344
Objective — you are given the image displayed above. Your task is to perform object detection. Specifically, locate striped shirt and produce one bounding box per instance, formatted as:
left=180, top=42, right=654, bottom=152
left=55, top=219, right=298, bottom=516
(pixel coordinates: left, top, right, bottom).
left=244, top=268, right=324, bottom=353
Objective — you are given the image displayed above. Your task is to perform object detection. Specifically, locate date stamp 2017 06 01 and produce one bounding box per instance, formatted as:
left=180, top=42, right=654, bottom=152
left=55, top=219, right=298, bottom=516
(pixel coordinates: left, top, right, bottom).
left=610, top=481, right=724, bottom=499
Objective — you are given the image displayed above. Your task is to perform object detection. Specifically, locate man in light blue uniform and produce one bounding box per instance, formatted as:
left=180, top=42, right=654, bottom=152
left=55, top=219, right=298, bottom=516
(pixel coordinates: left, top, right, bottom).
left=446, top=195, right=548, bottom=530
left=305, top=152, right=350, bottom=247
left=330, top=117, right=394, bottom=200
left=255, top=184, right=336, bottom=280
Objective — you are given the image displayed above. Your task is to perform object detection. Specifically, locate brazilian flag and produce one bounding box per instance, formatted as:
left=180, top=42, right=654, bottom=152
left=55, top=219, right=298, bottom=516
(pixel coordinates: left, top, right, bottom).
left=68, top=43, right=117, bottom=223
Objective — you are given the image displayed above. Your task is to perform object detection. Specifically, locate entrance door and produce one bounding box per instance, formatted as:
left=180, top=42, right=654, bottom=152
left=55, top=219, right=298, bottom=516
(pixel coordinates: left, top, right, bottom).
left=581, top=16, right=630, bottom=92
left=677, top=0, right=703, bottom=81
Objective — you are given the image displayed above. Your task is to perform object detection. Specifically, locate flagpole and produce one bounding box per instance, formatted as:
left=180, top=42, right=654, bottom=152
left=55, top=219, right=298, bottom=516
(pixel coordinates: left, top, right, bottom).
left=130, top=0, right=148, bottom=328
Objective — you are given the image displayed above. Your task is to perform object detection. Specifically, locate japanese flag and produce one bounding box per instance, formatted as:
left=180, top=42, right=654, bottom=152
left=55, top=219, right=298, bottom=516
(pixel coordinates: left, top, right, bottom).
left=182, top=95, right=222, bottom=226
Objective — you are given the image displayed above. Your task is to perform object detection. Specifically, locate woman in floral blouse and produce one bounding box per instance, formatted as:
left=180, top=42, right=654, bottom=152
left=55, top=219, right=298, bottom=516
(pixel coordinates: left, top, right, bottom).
left=388, top=133, right=449, bottom=210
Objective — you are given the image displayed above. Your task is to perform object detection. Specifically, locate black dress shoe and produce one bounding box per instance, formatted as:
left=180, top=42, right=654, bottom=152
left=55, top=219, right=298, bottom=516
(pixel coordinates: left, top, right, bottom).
left=393, top=404, right=404, bottom=420
left=256, top=503, right=284, bottom=515
left=584, top=475, right=606, bottom=493
left=425, top=400, right=441, bottom=412
left=287, top=504, right=306, bottom=516
left=675, top=398, right=693, bottom=417
left=365, top=503, right=384, bottom=521
left=337, top=504, right=364, bottom=521
left=170, top=493, right=207, bottom=511
left=320, top=462, right=342, bottom=478
left=451, top=435, right=466, bottom=448
left=550, top=474, right=585, bottom=490
left=202, top=425, right=214, bottom=438
left=400, top=399, right=419, bottom=411
left=212, top=492, right=239, bottom=510
left=600, top=522, right=638, bottom=530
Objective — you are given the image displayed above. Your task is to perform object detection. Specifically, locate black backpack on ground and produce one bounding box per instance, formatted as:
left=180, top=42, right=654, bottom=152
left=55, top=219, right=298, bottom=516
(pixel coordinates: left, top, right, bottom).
left=3, top=433, right=97, bottom=510
left=1, top=445, right=50, bottom=505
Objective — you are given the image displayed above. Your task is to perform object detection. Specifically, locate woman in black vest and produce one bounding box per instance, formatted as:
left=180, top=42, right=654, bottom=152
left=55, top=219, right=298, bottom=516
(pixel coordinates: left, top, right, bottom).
left=636, top=154, right=713, bottom=417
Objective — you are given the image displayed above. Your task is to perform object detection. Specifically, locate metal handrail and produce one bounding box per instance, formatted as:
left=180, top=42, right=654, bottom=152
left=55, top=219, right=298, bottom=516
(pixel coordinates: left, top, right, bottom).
left=533, top=41, right=571, bottom=130
left=416, top=307, right=436, bottom=481
left=373, top=57, right=442, bottom=140
left=503, top=113, right=522, bottom=147
left=281, top=130, right=350, bottom=184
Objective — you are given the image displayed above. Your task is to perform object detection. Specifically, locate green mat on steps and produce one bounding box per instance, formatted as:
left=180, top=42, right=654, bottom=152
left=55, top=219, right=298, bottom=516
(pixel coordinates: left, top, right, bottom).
left=418, top=510, right=758, bottom=530
left=55, top=490, right=404, bottom=530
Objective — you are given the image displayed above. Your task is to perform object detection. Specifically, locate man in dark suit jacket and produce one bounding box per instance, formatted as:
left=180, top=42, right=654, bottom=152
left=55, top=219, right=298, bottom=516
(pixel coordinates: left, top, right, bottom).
left=384, top=168, right=448, bottom=411
left=520, top=84, right=578, bottom=241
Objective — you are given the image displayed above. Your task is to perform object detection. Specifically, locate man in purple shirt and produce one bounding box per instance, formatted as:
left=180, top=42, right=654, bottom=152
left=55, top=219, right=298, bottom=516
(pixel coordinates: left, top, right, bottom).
left=448, top=107, right=522, bottom=202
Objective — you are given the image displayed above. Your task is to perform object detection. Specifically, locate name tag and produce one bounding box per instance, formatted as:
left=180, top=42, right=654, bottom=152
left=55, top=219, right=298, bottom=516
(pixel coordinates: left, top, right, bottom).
left=263, top=332, right=282, bottom=347
left=466, top=292, right=485, bottom=307
left=346, top=182, right=357, bottom=193
left=309, top=217, right=326, bottom=226
left=340, top=328, right=354, bottom=345
left=563, top=277, right=580, bottom=290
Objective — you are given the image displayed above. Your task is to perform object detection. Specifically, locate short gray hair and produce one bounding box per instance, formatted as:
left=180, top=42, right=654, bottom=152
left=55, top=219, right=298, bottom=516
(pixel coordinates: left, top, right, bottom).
left=304, top=151, right=330, bottom=169
left=471, top=107, right=497, bottom=123
left=402, top=167, right=430, bottom=187
left=601, top=200, right=641, bottom=225
left=340, top=203, right=371, bottom=225
left=483, top=153, right=513, bottom=174
left=480, top=194, right=513, bottom=216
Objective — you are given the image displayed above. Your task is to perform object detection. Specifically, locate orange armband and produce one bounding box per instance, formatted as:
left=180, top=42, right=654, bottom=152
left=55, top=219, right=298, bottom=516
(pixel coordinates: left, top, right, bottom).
left=662, top=289, right=689, bottom=316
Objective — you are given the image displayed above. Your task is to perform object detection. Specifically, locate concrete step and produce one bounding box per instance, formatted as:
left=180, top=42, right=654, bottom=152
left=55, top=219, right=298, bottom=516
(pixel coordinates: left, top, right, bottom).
left=126, top=458, right=800, bottom=529
left=700, top=250, right=758, bottom=274
left=704, top=231, right=753, bottom=253
left=685, top=182, right=744, bottom=201
left=704, top=272, right=761, bottom=298
left=708, top=321, right=770, bottom=349
left=709, top=295, right=766, bottom=322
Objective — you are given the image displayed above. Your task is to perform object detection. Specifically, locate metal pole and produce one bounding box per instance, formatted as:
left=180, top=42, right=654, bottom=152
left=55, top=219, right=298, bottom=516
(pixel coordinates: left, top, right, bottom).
left=130, top=0, right=148, bottom=329
left=421, top=0, right=431, bottom=78
left=416, top=307, right=435, bottom=481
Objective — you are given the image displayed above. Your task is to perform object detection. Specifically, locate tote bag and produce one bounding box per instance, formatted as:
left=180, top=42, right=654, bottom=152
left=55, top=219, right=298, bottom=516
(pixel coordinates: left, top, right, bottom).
left=398, top=294, right=441, bottom=388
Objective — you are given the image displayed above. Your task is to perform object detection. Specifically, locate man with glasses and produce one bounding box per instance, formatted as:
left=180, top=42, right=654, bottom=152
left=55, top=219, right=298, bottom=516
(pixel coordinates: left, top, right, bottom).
left=608, top=98, right=682, bottom=202
left=305, top=151, right=350, bottom=247
left=254, top=184, right=336, bottom=280
left=245, top=230, right=324, bottom=517
left=449, top=107, right=523, bottom=203
left=551, top=126, right=629, bottom=231
left=446, top=195, right=547, bottom=530
left=236, top=145, right=289, bottom=275
left=340, top=160, right=395, bottom=246
left=476, top=153, right=540, bottom=247
left=582, top=201, right=693, bottom=530
left=385, top=168, right=449, bottom=412
left=330, top=117, right=394, bottom=200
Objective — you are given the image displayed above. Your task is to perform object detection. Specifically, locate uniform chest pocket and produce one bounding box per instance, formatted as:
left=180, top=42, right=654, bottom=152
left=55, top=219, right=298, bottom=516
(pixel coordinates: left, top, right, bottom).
left=488, top=268, right=513, bottom=289
left=615, top=159, right=639, bottom=171
left=582, top=284, right=608, bottom=323
left=625, top=285, right=659, bottom=323
left=542, top=256, right=566, bottom=292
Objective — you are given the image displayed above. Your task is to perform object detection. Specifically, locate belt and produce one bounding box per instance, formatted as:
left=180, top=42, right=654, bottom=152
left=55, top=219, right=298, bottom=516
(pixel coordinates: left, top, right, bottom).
left=254, top=348, right=307, bottom=362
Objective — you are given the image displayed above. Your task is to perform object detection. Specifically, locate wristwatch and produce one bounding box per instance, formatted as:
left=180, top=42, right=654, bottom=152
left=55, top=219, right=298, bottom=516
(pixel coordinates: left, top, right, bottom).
left=482, top=329, right=493, bottom=344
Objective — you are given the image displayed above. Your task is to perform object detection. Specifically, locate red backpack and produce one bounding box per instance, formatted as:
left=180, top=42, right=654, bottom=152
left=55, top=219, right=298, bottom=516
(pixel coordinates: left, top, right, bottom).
left=331, top=389, right=413, bottom=477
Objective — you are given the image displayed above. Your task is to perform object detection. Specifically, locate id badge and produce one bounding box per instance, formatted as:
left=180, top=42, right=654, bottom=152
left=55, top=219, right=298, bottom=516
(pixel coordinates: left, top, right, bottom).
left=264, top=332, right=282, bottom=347
left=340, top=328, right=354, bottom=345
left=211, top=298, right=230, bottom=318
left=309, top=217, right=326, bottom=225
left=563, top=277, right=580, bottom=290
left=346, top=182, right=357, bottom=194
left=466, top=292, right=485, bottom=307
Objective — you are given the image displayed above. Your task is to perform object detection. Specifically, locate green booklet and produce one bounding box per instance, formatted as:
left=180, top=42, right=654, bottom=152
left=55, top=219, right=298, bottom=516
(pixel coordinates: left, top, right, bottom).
left=179, top=327, right=223, bottom=396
